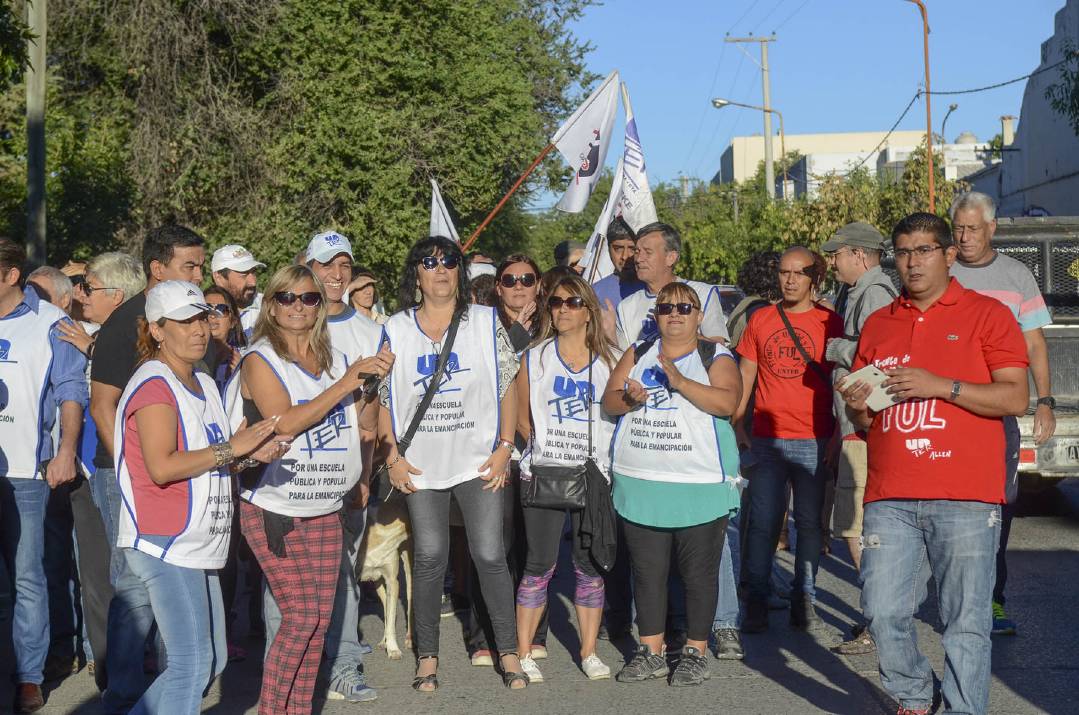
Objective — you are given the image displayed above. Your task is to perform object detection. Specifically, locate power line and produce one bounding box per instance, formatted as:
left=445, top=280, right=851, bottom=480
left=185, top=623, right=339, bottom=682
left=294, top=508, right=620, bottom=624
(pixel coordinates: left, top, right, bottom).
left=692, top=50, right=749, bottom=178
left=680, top=42, right=728, bottom=172
left=730, top=0, right=764, bottom=33
left=774, top=0, right=810, bottom=31
left=928, top=55, right=1075, bottom=96
left=753, top=0, right=790, bottom=33
left=848, top=92, right=921, bottom=172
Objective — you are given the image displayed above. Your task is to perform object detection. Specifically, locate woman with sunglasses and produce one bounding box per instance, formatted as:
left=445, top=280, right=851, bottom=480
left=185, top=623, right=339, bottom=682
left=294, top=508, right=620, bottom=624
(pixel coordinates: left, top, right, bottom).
left=204, top=286, right=247, bottom=393
left=465, top=253, right=544, bottom=666
left=603, top=282, right=743, bottom=688
left=380, top=236, right=528, bottom=692
left=514, top=273, right=618, bottom=683
left=228, top=264, right=393, bottom=714
left=495, top=254, right=542, bottom=352
left=115, top=281, right=288, bottom=714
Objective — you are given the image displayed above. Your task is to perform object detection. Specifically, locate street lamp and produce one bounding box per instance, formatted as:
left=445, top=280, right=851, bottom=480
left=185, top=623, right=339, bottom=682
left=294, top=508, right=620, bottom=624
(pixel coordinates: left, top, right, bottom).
left=712, top=98, right=788, bottom=199
left=940, top=102, right=958, bottom=162
left=905, top=0, right=935, bottom=212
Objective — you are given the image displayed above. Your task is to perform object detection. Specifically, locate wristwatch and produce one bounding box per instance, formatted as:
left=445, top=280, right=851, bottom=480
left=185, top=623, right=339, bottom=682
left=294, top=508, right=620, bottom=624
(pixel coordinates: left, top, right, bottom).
left=949, top=380, right=962, bottom=402
left=1037, top=395, right=1056, bottom=409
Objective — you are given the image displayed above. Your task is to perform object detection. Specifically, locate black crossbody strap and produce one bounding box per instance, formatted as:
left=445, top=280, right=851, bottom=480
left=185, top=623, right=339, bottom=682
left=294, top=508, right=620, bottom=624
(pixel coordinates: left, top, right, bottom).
left=587, top=352, right=593, bottom=460
left=776, top=304, right=830, bottom=385
left=397, top=312, right=462, bottom=456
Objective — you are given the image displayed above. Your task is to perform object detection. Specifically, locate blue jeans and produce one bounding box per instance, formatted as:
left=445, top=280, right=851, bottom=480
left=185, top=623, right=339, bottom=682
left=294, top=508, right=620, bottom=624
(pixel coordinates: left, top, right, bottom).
left=861, top=500, right=1000, bottom=714
left=123, top=549, right=226, bottom=715
left=0, top=476, right=50, bottom=683
left=743, top=437, right=828, bottom=603
left=98, top=467, right=157, bottom=713
left=713, top=518, right=741, bottom=630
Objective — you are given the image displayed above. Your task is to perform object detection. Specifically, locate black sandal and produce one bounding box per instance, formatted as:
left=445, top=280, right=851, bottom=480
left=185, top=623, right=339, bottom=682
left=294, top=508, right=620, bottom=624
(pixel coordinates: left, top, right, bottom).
left=412, top=655, right=438, bottom=692
left=499, top=652, right=530, bottom=690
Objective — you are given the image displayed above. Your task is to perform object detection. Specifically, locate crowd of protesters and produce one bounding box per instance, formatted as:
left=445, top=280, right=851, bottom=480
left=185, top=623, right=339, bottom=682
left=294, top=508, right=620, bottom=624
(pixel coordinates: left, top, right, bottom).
left=0, top=190, right=1048, bottom=715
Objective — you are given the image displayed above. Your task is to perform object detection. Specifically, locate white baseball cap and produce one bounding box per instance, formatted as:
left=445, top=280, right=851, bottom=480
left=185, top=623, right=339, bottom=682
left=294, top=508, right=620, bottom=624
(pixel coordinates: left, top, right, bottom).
left=305, top=231, right=354, bottom=265
left=211, top=244, right=265, bottom=273
left=467, top=262, right=496, bottom=280
left=145, top=281, right=217, bottom=322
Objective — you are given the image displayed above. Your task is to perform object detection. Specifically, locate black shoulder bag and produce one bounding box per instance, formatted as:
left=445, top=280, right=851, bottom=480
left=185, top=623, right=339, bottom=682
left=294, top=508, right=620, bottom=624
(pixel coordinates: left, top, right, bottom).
left=522, top=353, right=597, bottom=511
left=776, top=304, right=831, bottom=385
left=376, top=313, right=462, bottom=498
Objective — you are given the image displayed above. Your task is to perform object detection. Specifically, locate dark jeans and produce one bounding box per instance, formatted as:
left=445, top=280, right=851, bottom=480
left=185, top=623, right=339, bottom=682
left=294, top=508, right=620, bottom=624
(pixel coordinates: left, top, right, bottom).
left=71, top=473, right=112, bottom=690
left=407, top=477, right=517, bottom=657
left=994, top=415, right=1020, bottom=605
left=45, top=479, right=79, bottom=663
left=0, top=549, right=15, bottom=706
left=744, top=437, right=828, bottom=604
left=623, top=516, right=727, bottom=643
left=467, top=469, right=548, bottom=651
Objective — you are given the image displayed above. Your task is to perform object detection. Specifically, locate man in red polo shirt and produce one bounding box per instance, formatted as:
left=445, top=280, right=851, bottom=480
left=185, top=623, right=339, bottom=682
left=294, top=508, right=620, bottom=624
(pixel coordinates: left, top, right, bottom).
left=840, top=212, right=1028, bottom=715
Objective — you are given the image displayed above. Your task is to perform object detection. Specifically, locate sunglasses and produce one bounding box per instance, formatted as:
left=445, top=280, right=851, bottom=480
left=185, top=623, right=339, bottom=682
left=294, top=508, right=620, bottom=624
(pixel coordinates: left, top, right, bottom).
left=499, top=273, right=537, bottom=288
left=206, top=303, right=233, bottom=316
left=273, top=291, right=323, bottom=307
left=654, top=302, right=696, bottom=316
left=547, top=295, right=586, bottom=310
left=420, top=255, right=460, bottom=271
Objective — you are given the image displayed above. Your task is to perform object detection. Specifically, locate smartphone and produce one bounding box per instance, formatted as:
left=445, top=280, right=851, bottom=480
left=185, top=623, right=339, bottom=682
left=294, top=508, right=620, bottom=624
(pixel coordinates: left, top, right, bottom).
left=842, top=364, right=896, bottom=412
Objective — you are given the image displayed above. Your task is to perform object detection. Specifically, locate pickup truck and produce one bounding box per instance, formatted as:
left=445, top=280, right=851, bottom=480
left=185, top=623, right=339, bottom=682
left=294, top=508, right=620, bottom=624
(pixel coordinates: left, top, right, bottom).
left=993, top=217, right=1079, bottom=486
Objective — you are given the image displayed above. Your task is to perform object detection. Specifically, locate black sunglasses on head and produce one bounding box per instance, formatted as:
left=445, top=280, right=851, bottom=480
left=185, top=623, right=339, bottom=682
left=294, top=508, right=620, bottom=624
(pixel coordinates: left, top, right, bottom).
left=499, top=273, right=537, bottom=288
left=206, top=302, right=233, bottom=316
left=273, top=291, right=323, bottom=307
left=548, top=295, right=586, bottom=310
left=655, top=302, right=696, bottom=316
left=420, top=255, right=460, bottom=271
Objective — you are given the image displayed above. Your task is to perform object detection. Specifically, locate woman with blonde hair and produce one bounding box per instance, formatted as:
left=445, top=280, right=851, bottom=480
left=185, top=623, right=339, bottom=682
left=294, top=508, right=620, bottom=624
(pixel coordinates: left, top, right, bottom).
left=514, top=272, right=618, bottom=683
left=227, top=264, right=393, bottom=714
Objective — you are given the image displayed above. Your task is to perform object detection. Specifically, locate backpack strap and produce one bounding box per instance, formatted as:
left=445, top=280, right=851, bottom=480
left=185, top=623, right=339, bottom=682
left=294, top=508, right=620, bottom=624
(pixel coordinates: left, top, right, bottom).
left=634, top=336, right=717, bottom=370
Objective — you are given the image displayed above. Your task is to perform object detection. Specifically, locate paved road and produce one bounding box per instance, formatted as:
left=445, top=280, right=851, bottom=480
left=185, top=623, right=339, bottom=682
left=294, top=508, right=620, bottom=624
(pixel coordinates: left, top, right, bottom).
left=35, top=490, right=1079, bottom=714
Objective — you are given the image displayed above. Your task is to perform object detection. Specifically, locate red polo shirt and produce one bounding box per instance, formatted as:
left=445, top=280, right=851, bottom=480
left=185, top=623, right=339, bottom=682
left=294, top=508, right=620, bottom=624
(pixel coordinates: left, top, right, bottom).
left=852, top=278, right=1028, bottom=504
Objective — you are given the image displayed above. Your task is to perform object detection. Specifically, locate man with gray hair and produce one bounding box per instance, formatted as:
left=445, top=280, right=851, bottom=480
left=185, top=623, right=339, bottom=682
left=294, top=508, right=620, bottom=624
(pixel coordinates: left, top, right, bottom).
left=949, top=190, right=1055, bottom=637
left=27, top=266, right=75, bottom=315
left=615, top=221, right=729, bottom=350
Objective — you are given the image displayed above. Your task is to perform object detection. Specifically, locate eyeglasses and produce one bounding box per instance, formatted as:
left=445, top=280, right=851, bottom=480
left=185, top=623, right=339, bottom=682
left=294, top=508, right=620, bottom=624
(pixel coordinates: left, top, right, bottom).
left=547, top=295, right=586, bottom=310
left=420, top=255, right=460, bottom=271
left=893, top=245, right=944, bottom=261
left=79, top=283, right=117, bottom=295
left=273, top=291, right=323, bottom=307
left=778, top=269, right=813, bottom=280
left=655, top=302, right=696, bottom=316
left=499, top=273, right=537, bottom=288
left=206, top=303, right=233, bottom=316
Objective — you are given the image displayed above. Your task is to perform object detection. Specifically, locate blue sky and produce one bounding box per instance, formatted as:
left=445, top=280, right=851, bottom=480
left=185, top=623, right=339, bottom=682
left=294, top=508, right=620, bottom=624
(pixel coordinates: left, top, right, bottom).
left=537, top=0, right=1064, bottom=206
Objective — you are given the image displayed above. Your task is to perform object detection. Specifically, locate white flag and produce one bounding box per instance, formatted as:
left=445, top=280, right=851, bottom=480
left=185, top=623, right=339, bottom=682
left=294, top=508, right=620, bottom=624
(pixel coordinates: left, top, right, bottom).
left=552, top=70, right=620, bottom=213
left=579, top=159, right=624, bottom=284
left=618, top=83, right=658, bottom=232
left=429, top=178, right=460, bottom=243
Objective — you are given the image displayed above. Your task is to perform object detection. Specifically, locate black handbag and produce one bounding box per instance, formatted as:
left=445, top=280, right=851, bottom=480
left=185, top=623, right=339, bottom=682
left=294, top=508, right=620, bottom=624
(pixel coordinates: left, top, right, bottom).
left=522, top=353, right=596, bottom=511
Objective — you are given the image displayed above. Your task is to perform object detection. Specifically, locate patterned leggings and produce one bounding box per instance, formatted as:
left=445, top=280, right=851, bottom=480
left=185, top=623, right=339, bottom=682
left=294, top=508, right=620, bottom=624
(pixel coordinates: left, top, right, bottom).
left=517, top=506, right=604, bottom=609
left=240, top=501, right=341, bottom=715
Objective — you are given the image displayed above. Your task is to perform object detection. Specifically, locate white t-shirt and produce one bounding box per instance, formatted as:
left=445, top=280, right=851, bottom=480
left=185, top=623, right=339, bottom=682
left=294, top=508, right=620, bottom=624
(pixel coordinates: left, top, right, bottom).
left=615, top=278, right=729, bottom=350
left=325, top=306, right=383, bottom=363
left=520, top=338, right=617, bottom=480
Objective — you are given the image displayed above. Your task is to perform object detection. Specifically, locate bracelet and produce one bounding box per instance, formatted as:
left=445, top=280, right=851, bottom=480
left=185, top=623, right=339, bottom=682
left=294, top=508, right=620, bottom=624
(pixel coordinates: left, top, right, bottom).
left=386, top=454, right=402, bottom=469
left=234, top=457, right=260, bottom=471
left=210, top=442, right=234, bottom=468
left=496, top=439, right=514, bottom=452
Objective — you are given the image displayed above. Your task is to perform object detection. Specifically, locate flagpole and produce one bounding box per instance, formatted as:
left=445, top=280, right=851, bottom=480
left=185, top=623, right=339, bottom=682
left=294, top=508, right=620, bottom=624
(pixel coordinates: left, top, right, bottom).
left=462, top=143, right=555, bottom=252
left=585, top=233, right=607, bottom=284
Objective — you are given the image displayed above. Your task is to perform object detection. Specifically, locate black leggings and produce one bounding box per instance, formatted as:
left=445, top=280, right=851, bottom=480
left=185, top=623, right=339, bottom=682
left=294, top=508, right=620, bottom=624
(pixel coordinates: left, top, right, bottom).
left=623, top=516, right=727, bottom=642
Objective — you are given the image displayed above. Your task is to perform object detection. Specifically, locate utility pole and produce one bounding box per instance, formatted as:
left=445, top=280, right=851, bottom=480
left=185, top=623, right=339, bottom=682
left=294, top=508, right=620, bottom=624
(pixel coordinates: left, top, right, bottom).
left=25, top=0, right=46, bottom=266
left=678, top=174, right=690, bottom=201
left=726, top=35, right=776, bottom=200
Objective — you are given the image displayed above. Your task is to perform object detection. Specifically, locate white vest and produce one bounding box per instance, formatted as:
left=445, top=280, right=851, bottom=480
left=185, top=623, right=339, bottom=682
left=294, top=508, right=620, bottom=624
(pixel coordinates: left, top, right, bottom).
left=520, top=339, right=615, bottom=481
left=115, top=361, right=233, bottom=568
left=615, top=279, right=729, bottom=350
left=0, top=296, right=66, bottom=479
left=239, top=293, right=261, bottom=335
left=326, top=307, right=383, bottom=363
left=227, top=339, right=362, bottom=517
left=383, top=305, right=501, bottom=489
left=611, top=340, right=734, bottom=484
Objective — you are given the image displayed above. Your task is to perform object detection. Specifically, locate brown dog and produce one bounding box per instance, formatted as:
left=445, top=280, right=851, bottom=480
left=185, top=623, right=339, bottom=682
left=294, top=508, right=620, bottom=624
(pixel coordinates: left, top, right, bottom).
left=357, top=492, right=413, bottom=660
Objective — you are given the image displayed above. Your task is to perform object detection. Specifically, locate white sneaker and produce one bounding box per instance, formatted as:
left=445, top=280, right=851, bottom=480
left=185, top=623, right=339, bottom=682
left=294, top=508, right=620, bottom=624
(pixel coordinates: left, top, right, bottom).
left=520, top=654, right=544, bottom=683
left=581, top=653, right=611, bottom=680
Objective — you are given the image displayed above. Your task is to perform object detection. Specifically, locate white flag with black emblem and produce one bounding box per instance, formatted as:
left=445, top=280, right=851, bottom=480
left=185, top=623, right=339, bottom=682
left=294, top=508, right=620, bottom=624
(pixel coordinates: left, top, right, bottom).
left=552, top=70, right=620, bottom=213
